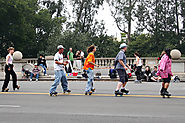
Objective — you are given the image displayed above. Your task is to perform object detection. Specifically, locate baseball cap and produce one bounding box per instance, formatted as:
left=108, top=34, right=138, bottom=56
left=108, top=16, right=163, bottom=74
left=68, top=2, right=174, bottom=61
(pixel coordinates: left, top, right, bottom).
left=34, top=63, right=38, bottom=66
left=57, top=45, right=65, bottom=49
left=119, top=43, right=127, bottom=49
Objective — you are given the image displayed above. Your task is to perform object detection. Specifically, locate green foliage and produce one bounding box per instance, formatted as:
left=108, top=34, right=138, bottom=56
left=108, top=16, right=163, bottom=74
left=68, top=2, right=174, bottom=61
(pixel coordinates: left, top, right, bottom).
left=0, top=0, right=184, bottom=58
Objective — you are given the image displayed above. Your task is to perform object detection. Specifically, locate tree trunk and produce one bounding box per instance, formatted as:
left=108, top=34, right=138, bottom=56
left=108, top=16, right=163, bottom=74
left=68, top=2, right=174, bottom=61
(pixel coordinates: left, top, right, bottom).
left=175, top=0, right=180, bottom=35
left=127, top=0, right=132, bottom=44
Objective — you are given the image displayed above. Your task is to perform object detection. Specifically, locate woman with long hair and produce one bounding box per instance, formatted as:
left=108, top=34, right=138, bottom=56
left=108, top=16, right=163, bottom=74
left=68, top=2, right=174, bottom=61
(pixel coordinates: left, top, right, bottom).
left=83, top=45, right=99, bottom=95
left=134, top=52, right=142, bottom=83
left=157, top=49, right=173, bottom=97
left=2, top=47, right=20, bottom=92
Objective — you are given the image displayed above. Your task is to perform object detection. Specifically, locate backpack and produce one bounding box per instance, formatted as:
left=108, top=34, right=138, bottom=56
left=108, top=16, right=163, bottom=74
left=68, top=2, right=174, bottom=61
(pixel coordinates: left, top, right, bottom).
left=109, top=69, right=117, bottom=79
left=172, top=75, right=180, bottom=82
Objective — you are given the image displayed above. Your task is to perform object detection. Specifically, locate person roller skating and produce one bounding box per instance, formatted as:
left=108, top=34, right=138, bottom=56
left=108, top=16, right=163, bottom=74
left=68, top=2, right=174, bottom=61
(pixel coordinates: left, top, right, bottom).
left=114, top=43, right=132, bottom=96
left=49, top=45, right=71, bottom=96
left=2, top=47, right=20, bottom=92
left=83, top=45, right=99, bottom=95
left=157, top=49, right=173, bottom=98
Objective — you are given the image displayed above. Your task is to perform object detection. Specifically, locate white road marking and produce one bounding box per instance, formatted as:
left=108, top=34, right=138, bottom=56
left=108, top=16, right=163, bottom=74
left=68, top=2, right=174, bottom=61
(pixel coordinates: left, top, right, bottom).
left=0, top=105, right=21, bottom=108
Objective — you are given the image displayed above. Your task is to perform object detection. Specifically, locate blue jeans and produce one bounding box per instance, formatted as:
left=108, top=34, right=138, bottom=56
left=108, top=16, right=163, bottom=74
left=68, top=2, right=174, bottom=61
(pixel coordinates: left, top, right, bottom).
left=49, top=70, right=68, bottom=93
left=30, top=73, right=39, bottom=79
left=40, top=64, right=46, bottom=75
left=85, top=68, right=94, bottom=92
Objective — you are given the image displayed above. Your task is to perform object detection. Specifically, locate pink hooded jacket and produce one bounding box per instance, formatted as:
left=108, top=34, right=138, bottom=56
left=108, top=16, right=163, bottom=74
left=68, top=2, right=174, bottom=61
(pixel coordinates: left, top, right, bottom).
left=157, top=54, right=173, bottom=78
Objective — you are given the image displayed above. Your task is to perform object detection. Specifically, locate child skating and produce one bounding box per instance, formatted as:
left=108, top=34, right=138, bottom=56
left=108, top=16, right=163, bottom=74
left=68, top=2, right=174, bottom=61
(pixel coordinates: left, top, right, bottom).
left=114, top=43, right=132, bottom=96
left=157, top=49, right=173, bottom=98
left=83, top=45, right=99, bottom=95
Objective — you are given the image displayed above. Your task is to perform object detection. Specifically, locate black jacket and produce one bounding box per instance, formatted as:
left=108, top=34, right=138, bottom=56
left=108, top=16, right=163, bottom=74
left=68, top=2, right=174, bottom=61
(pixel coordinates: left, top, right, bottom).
left=37, top=58, right=47, bottom=68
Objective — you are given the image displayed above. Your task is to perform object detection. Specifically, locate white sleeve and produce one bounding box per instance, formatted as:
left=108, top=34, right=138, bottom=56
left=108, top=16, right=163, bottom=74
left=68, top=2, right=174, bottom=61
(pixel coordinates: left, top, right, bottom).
left=54, top=54, right=59, bottom=61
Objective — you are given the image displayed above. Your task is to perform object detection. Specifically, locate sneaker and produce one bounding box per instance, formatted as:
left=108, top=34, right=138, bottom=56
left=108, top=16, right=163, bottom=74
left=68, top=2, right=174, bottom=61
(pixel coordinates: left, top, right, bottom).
left=36, top=79, right=38, bottom=82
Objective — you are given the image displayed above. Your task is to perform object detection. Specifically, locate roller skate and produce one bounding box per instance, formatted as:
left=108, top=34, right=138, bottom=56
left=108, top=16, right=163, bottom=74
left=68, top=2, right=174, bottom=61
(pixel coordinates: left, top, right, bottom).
left=115, top=90, right=123, bottom=97
left=91, top=88, right=95, bottom=92
left=85, top=91, right=93, bottom=95
left=63, top=90, right=71, bottom=94
left=2, top=88, right=9, bottom=92
left=49, top=92, right=58, bottom=96
left=121, top=88, right=129, bottom=95
left=161, top=89, right=171, bottom=98
left=13, top=85, right=20, bottom=91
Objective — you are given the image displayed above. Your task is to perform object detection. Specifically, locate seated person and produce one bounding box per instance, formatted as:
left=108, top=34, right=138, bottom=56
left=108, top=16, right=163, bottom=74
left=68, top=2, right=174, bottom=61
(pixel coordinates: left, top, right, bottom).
left=30, top=63, right=40, bottom=82
left=151, top=66, right=161, bottom=82
left=37, top=54, right=47, bottom=76
left=144, top=66, right=151, bottom=82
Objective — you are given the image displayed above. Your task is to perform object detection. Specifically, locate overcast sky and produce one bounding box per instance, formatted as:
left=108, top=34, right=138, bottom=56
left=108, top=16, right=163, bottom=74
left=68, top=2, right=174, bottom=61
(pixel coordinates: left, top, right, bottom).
left=52, top=0, right=183, bottom=41
left=95, top=2, right=121, bottom=41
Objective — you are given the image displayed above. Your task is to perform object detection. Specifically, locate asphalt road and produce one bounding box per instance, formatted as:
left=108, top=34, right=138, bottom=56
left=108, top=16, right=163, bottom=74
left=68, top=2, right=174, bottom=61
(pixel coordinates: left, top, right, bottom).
left=0, top=81, right=185, bottom=123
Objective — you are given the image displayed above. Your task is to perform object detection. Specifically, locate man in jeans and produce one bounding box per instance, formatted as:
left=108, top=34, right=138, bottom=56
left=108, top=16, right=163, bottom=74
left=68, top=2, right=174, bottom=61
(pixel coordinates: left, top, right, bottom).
left=114, top=43, right=132, bottom=95
left=49, top=45, right=71, bottom=96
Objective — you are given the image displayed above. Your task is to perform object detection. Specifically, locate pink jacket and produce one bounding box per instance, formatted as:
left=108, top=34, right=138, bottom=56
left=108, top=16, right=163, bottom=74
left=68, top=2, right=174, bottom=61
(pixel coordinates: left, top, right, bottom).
left=157, top=54, right=173, bottom=78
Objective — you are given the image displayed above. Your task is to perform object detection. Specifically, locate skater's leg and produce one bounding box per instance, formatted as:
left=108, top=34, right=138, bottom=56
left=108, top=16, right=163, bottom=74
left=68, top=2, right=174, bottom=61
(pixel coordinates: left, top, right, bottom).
left=49, top=70, right=62, bottom=93
left=116, top=82, right=122, bottom=91
left=116, top=69, right=127, bottom=91
left=164, top=82, right=170, bottom=89
left=61, top=70, right=68, bottom=92
left=10, top=70, right=18, bottom=89
left=2, top=68, right=10, bottom=91
left=121, top=82, right=127, bottom=89
left=85, top=69, right=93, bottom=92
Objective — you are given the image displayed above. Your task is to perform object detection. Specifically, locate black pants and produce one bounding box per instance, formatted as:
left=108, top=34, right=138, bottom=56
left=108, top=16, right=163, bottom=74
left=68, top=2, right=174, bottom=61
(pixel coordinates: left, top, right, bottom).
left=2, top=64, right=17, bottom=90
left=71, top=61, right=74, bottom=67
left=135, top=66, right=142, bottom=81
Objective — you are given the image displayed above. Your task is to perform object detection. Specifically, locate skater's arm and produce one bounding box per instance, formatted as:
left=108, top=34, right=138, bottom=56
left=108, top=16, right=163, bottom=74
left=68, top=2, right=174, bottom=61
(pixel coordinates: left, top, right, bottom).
left=89, top=62, right=99, bottom=67
left=126, top=64, right=132, bottom=70
left=136, top=57, right=139, bottom=66
left=55, top=61, right=67, bottom=66
left=6, top=56, right=11, bottom=71
left=6, top=56, right=10, bottom=65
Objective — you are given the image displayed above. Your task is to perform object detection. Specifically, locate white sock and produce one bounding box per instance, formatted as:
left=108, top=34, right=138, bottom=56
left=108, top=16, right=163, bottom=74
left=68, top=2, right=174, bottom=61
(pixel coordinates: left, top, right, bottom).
left=116, top=82, right=122, bottom=91
left=121, top=87, right=125, bottom=90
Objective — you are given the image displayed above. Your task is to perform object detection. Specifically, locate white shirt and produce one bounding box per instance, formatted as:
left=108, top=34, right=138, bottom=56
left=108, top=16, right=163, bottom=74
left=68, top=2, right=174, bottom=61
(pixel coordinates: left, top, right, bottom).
left=136, top=56, right=142, bottom=66
left=54, top=52, right=64, bottom=70
left=80, top=51, right=84, bottom=57
left=6, top=53, right=13, bottom=64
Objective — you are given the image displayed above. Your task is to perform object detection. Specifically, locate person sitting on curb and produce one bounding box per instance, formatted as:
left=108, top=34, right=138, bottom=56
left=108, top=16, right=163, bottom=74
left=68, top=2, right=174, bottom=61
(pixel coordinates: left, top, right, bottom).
left=151, top=66, right=161, bottom=82
left=30, top=63, right=40, bottom=82
left=144, top=66, right=151, bottom=82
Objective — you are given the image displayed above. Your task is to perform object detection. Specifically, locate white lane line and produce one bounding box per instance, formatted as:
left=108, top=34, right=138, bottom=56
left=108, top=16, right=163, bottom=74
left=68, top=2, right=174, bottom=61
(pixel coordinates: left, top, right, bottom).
left=0, top=105, right=21, bottom=108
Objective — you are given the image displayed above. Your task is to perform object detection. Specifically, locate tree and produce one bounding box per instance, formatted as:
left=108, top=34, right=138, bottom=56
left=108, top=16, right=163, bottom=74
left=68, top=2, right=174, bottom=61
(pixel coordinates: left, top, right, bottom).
left=0, top=0, right=39, bottom=57
left=69, top=0, right=105, bottom=35
left=107, top=0, right=138, bottom=43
